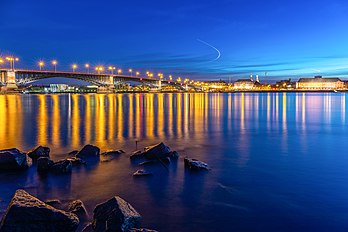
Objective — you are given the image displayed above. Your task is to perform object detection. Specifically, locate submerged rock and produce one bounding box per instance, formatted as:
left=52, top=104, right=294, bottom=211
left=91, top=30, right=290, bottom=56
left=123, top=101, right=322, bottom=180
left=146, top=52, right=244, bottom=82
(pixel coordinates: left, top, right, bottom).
left=133, top=169, right=152, bottom=177
left=37, top=157, right=54, bottom=172
left=0, top=189, right=79, bottom=232
left=101, top=150, right=124, bottom=156
left=68, top=200, right=88, bottom=220
left=68, top=150, right=79, bottom=157
left=93, top=196, right=142, bottom=232
left=130, top=150, right=144, bottom=160
left=66, top=157, right=86, bottom=166
left=51, top=160, right=72, bottom=174
left=139, top=157, right=170, bottom=166
left=143, top=142, right=171, bottom=160
left=0, top=148, right=29, bottom=171
left=184, top=158, right=209, bottom=171
left=76, top=145, right=100, bottom=158
left=27, top=146, right=50, bottom=161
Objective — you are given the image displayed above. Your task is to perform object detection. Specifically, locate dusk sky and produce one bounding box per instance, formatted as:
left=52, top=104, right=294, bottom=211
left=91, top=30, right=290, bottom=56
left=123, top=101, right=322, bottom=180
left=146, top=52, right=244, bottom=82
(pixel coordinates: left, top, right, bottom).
left=1, top=0, right=348, bottom=81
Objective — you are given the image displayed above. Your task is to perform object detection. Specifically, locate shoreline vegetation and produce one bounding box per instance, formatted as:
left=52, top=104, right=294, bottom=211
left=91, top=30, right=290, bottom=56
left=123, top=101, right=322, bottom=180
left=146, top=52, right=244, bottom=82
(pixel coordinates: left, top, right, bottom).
left=0, top=143, right=209, bottom=231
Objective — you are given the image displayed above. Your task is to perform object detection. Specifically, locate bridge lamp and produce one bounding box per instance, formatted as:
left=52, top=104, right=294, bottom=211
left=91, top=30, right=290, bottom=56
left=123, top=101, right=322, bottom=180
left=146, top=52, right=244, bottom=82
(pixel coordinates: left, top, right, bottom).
left=108, top=66, right=116, bottom=74
left=129, top=69, right=133, bottom=76
left=72, top=64, right=77, bottom=72
left=169, top=75, right=173, bottom=81
left=52, top=60, right=57, bottom=72
left=136, top=71, right=140, bottom=77
left=38, top=61, right=44, bottom=71
left=85, top=64, right=90, bottom=73
left=0, top=59, right=3, bottom=65
left=117, top=69, right=122, bottom=75
left=177, top=77, right=181, bottom=83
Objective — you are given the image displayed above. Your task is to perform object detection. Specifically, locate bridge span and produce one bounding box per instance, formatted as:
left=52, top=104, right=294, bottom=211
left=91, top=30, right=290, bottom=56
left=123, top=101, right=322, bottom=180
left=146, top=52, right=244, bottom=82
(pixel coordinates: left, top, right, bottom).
left=0, top=68, right=180, bottom=91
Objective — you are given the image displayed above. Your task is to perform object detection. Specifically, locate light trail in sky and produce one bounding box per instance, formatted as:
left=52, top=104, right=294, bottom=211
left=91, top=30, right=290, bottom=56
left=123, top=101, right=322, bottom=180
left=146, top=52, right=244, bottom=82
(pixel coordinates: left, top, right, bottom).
left=197, top=39, right=221, bottom=61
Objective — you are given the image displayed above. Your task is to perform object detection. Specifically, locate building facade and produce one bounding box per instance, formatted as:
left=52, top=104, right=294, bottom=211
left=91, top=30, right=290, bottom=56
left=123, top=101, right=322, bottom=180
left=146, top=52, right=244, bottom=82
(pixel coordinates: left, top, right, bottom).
left=233, top=79, right=255, bottom=90
left=296, top=76, right=345, bottom=90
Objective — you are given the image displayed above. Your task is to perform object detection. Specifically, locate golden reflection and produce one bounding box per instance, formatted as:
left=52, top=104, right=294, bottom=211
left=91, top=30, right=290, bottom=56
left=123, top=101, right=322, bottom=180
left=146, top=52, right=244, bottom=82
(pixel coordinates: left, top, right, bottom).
left=37, top=95, right=48, bottom=145
left=108, top=94, right=115, bottom=140
left=71, top=94, right=80, bottom=148
left=51, top=95, right=60, bottom=147
left=241, top=93, right=245, bottom=131
left=158, top=94, right=164, bottom=137
left=84, top=95, right=92, bottom=144
left=117, top=94, right=123, bottom=140
left=282, top=93, right=287, bottom=130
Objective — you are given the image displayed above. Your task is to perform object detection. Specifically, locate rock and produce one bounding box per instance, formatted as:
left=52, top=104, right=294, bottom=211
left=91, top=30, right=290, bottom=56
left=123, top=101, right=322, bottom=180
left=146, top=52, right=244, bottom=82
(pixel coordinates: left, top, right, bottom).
left=68, top=150, right=79, bottom=156
left=68, top=200, right=88, bottom=220
left=66, top=157, right=86, bottom=166
left=143, top=142, right=171, bottom=160
left=0, top=189, right=79, bottom=231
left=101, top=150, right=124, bottom=156
left=45, top=199, right=62, bottom=208
left=133, top=170, right=152, bottom=177
left=139, top=157, right=170, bottom=166
left=93, top=196, right=142, bottom=232
left=0, top=148, right=29, bottom=171
left=167, top=151, right=179, bottom=159
left=129, top=228, right=158, bottom=232
left=27, top=146, right=50, bottom=161
left=184, top=158, right=209, bottom=171
left=130, top=150, right=145, bottom=160
left=37, top=157, right=54, bottom=172
left=51, top=160, right=72, bottom=174
left=76, top=145, right=100, bottom=158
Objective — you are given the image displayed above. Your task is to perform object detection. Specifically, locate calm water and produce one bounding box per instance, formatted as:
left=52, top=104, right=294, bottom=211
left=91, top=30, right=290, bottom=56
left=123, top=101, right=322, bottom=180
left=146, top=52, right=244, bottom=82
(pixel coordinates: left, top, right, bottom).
left=0, top=93, right=348, bottom=231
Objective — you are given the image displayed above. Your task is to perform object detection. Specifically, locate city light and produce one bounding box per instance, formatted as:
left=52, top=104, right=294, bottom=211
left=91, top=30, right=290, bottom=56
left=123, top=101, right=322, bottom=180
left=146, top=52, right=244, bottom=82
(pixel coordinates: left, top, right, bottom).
left=136, top=71, right=140, bottom=77
left=5, top=56, right=19, bottom=70
left=118, top=69, right=122, bottom=75
left=95, top=66, right=104, bottom=74
left=85, top=64, right=90, bottom=73
left=108, top=66, right=116, bottom=74
left=129, top=69, right=133, bottom=76
left=72, top=64, right=77, bottom=72
left=38, top=61, right=44, bottom=71
left=52, top=60, right=57, bottom=72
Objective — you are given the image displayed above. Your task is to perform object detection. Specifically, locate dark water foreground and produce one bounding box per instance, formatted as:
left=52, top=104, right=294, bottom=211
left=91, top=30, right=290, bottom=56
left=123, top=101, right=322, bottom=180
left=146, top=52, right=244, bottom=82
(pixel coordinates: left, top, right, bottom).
left=0, top=93, right=348, bottom=231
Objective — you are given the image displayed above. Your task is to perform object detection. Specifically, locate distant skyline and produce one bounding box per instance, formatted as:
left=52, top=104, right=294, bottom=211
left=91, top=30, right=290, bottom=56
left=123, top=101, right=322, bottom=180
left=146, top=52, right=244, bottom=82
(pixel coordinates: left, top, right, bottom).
left=1, top=0, right=348, bottom=81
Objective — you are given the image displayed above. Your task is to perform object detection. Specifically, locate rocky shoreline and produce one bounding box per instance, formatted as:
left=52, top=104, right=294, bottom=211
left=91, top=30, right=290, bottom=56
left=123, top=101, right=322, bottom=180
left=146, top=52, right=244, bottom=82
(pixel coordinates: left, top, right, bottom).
left=0, top=143, right=209, bottom=231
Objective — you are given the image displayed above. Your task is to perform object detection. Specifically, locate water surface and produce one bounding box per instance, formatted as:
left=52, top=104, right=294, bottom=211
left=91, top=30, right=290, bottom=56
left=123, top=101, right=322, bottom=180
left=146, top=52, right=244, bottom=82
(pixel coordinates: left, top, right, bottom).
left=0, top=93, right=347, bottom=231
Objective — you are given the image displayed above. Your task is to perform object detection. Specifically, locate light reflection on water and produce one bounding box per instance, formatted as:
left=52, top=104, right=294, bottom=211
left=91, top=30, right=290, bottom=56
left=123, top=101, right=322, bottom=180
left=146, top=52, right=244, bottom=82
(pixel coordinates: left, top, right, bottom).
left=0, top=93, right=348, bottom=231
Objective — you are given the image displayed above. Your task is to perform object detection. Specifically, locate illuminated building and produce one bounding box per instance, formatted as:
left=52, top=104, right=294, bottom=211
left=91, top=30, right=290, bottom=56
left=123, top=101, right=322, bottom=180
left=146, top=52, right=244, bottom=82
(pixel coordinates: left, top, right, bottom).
left=233, top=79, right=255, bottom=90
left=296, top=76, right=345, bottom=90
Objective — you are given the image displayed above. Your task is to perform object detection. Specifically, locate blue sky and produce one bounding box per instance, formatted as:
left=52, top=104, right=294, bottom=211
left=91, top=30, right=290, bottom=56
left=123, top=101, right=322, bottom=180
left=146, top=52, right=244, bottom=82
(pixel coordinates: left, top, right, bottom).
left=1, top=0, right=348, bottom=81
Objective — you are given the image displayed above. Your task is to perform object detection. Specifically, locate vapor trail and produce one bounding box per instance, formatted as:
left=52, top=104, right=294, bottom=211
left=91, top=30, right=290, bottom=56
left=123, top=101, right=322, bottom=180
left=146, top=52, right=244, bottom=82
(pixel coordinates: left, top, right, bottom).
left=197, top=38, right=221, bottom=61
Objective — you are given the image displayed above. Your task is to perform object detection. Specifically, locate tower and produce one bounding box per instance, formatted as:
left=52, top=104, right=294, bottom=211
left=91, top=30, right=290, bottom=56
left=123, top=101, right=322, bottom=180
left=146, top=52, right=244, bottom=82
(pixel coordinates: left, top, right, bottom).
left=256, top=74, right=259, bottom=83
left=250, top=73, right=253, bottom=81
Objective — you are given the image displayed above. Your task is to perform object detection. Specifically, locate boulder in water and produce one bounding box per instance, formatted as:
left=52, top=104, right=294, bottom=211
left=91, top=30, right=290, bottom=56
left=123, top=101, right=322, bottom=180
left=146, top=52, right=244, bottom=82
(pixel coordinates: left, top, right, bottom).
left=184, top=158, right=209, bottom=171
left=143, top=142, right=171, bottom=160
left=51, top=160, right=72, bottom=174
left=66, top=157, right=86, bottom=166
left=0, top=189, right=79, bottom=232
left=76, top=145, right=100, bottom=158
left=27, top=146, right=50, bottom=161
left=92, top=196, right=142, bottom=232
left=37, top=157, right=54, bottom=172
left=129, top=229, right=158, bottom=232
left=0, top=148, right=29, bottom=171
left=68, top=200, right=88, bottom=221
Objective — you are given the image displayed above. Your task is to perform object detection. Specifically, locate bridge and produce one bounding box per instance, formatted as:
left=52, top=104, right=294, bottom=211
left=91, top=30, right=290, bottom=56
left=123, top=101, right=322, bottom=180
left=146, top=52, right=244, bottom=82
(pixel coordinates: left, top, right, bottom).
left=0, top=68, right=185, bottom=91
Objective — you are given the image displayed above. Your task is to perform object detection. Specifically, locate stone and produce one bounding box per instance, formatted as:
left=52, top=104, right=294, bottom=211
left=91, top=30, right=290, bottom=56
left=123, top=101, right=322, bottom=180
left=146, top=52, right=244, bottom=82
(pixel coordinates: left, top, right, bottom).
left=51, top=160, right=72, bottom=174
left=0, top=148, right=29, bottom=170
left=37, top=157, right=54, bottom=172
left=27, top=146, right=50, bottom=161
left=184, top=158, right=209, bottom=171
left=45, top=199, right=62, bottom=208
left=66, top=157, right=86, bottom=166
left=129, top=150, right=144, bottom=160
left=76, top=145, right=100, bottom=158
left=68, top=200, right=88, bottom=220
left=143, top=142, right=171, bottom=160
left=133, top=169, right=152, bottom=177
left=0, top=189, right=79, bottom=232
left=93, top=196, right=142, bottom=232
left=101, top=150, right=124, bottom=156
left=139, top=157, right=170, bottom=166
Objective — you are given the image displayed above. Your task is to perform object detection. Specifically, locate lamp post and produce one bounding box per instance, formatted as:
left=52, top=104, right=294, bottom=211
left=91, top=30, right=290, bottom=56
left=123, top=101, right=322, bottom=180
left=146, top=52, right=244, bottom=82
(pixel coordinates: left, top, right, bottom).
left=85, top=64, right=90, bottom=73
left=72, top=64, right=77, bottom=72
left=6, top=57, right=19, bottom=70
left=129, top=69, right=133, bottom=76
left=0, top=58, right=4, bottom=67
left=39, top=61, right=44, bottom=71
left=52, top=60, right=57, bottom=72
left=108, top=66, right=116, bottom=74
left=95, top=66, right=103, bottom=74
left=118, top=69, right=122, bottom=75
left=136, top=71, right=140, bottom=77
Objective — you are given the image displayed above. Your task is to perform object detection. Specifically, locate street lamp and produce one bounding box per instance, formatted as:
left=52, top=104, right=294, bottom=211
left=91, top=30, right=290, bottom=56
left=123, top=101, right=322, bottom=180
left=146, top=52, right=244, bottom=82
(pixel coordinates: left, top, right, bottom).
left=38, top=61, right=44, bottom=71
left=108, top=66, right=116, bottom=74
left=129, top=69, right=133, bottom=76
left=136, top=71, right=140, bottom=77
left=52, top=60, right=57, bottom=72
left=95, top=66, right=103, bottom=74
left=117, top=69, right=122, bottom=75
left=169, top=75, right=173, bottom=81
left=72, top=64, right=77, bottom=72
left=85, top=64, right=90, bottom=73
left=6, top=56, right=19, bottom=70
left=0, top=58, right=4, bottom=66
